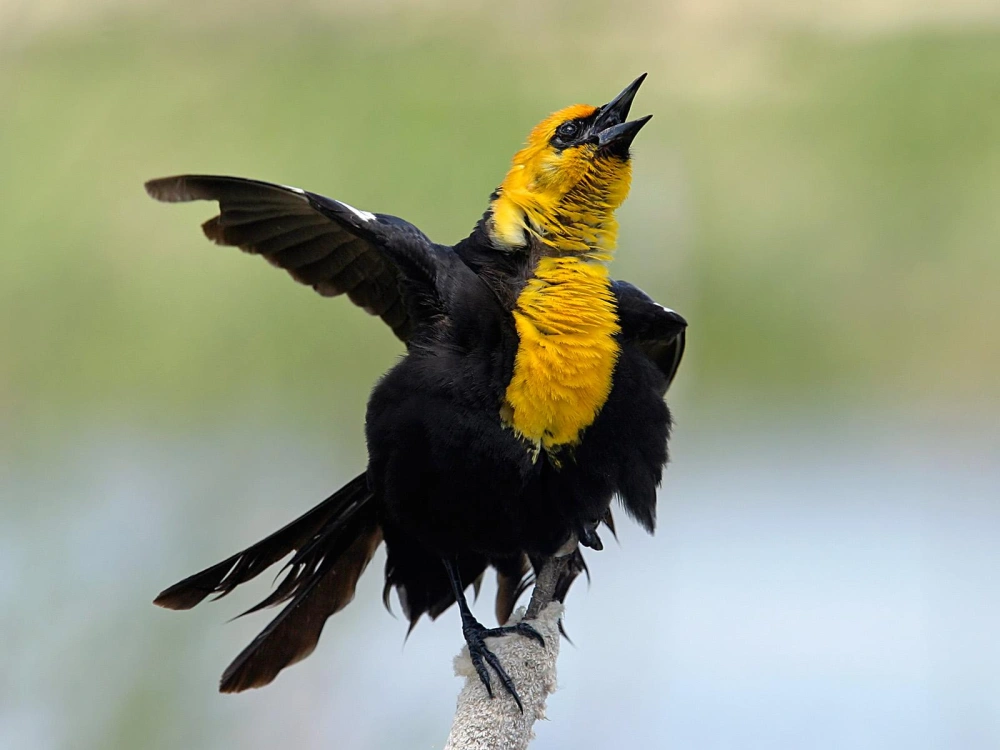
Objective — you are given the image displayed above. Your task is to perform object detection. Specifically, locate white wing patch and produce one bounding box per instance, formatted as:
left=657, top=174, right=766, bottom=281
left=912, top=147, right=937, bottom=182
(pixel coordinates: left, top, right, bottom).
left=336, top=199, right=376, bottom=223
left=280, top=183, right=376, bottom=222
left=655, top=303, right=678, bottom=315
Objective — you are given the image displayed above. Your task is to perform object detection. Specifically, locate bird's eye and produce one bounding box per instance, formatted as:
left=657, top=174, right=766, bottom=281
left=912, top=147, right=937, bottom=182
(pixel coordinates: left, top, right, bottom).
left=556, top=121, right=579, bottom=139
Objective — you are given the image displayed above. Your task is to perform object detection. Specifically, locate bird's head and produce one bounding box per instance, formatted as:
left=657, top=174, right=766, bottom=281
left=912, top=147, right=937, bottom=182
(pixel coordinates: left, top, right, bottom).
left=489, top=74, right=650, bottom=255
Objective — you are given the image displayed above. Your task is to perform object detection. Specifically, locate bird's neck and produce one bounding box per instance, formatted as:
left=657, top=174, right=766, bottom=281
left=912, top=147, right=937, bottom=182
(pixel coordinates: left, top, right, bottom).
left=488, top=187, right=621, bottom=254
left=502, top=251, right=621, bottom=455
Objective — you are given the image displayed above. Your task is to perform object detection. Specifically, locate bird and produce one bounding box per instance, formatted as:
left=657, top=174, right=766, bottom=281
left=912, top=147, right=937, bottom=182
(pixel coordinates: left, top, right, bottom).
left=146, top=73, right=686, bottom=710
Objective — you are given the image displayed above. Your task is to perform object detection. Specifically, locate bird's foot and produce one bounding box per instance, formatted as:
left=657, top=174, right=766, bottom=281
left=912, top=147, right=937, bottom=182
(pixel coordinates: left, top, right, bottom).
left=577, top=522, right=603, bottom=550
left=461, top=619, right=545, bottom=712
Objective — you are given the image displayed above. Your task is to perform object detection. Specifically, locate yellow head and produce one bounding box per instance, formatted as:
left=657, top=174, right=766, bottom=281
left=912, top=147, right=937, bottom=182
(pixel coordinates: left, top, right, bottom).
left=490, top=74, right=651, bottom=254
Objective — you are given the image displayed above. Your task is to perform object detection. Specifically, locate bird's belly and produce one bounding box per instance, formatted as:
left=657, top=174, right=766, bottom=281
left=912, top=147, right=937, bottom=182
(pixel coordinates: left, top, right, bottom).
left=366, top=345, right=669, bottom=557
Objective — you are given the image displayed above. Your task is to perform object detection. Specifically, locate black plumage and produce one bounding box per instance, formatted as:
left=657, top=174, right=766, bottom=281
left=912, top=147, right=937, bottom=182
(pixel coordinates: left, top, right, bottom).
left=147, top=75, right=686, bottom=704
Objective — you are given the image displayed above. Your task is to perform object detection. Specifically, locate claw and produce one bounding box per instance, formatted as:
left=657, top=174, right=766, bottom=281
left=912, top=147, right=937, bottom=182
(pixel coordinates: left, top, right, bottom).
left=444, top=556, right=544, bottom=714
left=482, top=622, right=545, bottom=648
left=578, top=523, right=603, bottom=550
left=466, top=644, right=494, bottom=699
left=480, top=645, right=523, bottom=712
left=461, top=619, right=545, bottom=713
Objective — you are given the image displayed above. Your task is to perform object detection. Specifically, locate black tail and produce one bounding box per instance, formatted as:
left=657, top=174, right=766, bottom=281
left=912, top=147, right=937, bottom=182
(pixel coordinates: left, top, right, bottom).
left=154, top=472, right=381, bottom=692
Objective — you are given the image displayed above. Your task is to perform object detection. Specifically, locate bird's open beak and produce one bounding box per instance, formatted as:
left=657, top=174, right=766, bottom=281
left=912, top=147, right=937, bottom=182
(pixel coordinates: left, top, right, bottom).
left=592, top=73, right=651, bottom=156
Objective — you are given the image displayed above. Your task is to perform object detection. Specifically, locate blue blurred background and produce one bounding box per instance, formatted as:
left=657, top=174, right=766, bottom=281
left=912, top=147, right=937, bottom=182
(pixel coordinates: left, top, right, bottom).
left=2, top=1, right=998, bottom=748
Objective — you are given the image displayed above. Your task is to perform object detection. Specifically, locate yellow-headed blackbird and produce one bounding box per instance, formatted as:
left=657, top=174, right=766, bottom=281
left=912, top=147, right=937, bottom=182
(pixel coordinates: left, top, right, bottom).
left=147, top=74, right=686, bottom=708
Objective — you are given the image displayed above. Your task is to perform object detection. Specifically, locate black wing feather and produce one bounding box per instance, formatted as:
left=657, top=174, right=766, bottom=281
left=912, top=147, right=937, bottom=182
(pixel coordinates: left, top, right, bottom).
left=145, top=174, right=434, bottom=342
left=614, top=279, right=687, bottom=391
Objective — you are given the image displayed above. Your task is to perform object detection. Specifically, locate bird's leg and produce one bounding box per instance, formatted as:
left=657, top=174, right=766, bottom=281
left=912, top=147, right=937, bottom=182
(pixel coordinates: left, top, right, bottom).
left=525, top=553, right=569, bottom=620
left=442, top=557, right=545, bottom=712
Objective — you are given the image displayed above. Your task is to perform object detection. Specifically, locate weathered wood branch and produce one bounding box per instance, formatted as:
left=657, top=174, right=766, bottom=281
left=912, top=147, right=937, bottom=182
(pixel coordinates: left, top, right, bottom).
left=444, top=601, right=563, bottom=750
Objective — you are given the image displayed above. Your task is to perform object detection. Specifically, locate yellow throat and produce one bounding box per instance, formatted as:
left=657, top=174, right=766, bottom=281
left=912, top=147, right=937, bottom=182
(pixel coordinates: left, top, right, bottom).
left=503, top=252, right=620, bottom=453
left=492, top=104, right=632, bottom=454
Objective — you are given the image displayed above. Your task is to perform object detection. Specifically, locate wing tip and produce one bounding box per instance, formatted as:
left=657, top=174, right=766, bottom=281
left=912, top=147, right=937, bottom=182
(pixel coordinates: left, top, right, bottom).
left=145, top=175, right=193, bottom=203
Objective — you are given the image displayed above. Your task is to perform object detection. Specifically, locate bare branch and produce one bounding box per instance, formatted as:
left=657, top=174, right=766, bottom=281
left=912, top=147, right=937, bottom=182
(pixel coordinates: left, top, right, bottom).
left=444, top=603, right=564, bottom=750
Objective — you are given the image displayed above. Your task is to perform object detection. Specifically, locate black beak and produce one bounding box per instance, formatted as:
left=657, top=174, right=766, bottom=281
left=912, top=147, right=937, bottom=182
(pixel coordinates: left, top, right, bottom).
left=591, top=73, right=651, bottom=156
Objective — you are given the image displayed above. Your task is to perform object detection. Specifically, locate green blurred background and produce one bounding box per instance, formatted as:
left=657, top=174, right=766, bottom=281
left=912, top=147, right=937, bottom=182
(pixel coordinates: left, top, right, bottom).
left=2, top=1, right=998, bottom=749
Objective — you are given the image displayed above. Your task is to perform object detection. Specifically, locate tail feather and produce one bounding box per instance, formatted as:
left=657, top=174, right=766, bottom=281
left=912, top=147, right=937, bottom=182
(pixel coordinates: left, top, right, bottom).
left=220, top=520, right=382, bottom=692
left=233, top=485, right=372, bottom=619
left=495, top=554, right=532, bottom=626
left=154, top=472, right=381, bottom=692
left=493, top=547, right=591, bottom=629
left=603, top=507, right=617, bottom=540
left=154, top=473, right=370, bottom=610
left=552, top=548, right=590, bottom=604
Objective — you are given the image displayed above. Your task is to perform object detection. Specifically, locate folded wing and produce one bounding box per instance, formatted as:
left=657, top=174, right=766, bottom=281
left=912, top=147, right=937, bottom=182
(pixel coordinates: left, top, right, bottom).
left=614, top=280, right=687, bottom=392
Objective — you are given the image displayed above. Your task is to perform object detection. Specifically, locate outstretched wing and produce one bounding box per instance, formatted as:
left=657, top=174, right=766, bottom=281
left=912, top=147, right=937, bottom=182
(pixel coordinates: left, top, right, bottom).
left=614, top=280, right=687, bottom=392
left=145, top=175, right=435, bottom=341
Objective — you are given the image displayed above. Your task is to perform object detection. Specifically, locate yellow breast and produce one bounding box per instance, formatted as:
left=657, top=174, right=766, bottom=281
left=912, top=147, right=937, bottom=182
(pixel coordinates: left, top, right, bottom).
left=503, top=254, right=620, bottom=453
